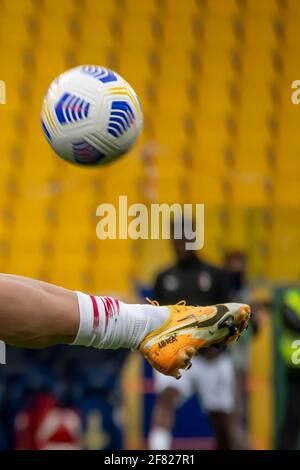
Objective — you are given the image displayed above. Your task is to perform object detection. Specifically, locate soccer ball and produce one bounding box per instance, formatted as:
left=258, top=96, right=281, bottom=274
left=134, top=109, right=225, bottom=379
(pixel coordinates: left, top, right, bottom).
left=41, top=65, right=143, bottom=166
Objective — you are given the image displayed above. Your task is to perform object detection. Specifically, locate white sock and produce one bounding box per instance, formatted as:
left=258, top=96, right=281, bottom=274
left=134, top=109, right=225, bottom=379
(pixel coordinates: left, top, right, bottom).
left=72, top=292, right=169, bottom=350
left=148, top=427, right=172, bottom=450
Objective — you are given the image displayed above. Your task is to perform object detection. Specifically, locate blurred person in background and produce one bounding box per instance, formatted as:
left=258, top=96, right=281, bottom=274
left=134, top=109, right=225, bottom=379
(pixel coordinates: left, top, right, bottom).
left=224, top=251, right=259, bottom=449
left=278, top=288, right=300, bottom=450
left=148, top=218, right=238, bottom=450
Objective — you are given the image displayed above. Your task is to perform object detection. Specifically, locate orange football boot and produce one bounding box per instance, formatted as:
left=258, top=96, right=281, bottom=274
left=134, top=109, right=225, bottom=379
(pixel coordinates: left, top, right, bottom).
left=139, top=301, right=251, bottom=379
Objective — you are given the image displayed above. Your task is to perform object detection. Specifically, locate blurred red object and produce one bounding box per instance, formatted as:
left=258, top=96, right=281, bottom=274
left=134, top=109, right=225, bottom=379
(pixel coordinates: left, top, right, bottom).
left=14, top=393, right=83, bottom=450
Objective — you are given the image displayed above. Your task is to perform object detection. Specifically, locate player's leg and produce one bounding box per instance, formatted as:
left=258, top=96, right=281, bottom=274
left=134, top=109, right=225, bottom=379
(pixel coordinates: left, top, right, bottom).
left=148, top=387, right=179, bottom=450
left=0, top=273, right=251, bottom=377
left=0, top=274, right=168, bottom=349
left=208, top=411, right=235, bottom=450
left=0, top=273, right=73, bottom=295
left=149, top=370, right=193, bottom=450
left=0, top=274, right=79, bottom=347
left=196, top=353, right=237, bottom=450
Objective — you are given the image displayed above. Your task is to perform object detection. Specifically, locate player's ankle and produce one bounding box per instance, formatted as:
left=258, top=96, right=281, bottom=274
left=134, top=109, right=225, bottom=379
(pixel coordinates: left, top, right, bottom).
left=71, top=292, right=169, bottom=351
left=139, top=304, right=169, bottom=338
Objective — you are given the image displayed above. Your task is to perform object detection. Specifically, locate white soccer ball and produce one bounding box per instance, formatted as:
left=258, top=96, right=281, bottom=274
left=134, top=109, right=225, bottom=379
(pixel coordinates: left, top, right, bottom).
left=41, top=65, right=143, bottom=166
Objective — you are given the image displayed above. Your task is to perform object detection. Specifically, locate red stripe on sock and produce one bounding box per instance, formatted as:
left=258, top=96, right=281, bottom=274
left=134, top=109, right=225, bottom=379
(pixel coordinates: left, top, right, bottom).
left=102, top=296, right=112, bottom=333
left=100, top=296, right=120, bottom=333
left=89, top=295, right=99, bottom=333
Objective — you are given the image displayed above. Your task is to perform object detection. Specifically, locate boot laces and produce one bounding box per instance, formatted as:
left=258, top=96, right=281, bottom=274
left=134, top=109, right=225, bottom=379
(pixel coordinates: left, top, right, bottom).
left=146, top=298, right=186, bottom=307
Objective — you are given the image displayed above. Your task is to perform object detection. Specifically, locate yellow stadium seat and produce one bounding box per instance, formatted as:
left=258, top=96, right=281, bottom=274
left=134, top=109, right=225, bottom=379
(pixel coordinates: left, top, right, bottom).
left=190, top=173, right=225, bottom=205
left=118, top=52, right=154, bottom=89
left=1, top=0, right=34, bottom=17
left=125, top=0, right=158, bottom=18
left=48, top=264, right=90, bottom=290
left=278, top=16, right=300, bottom=45
left=206, top=0, right=240, bottom=16
left=165, top=0, right=199, bottom=17
left=273, top=176, right=300, bottom=205
left=163, top=16, right=199, bottom=48
left=122, top=16, right=156, bottom=44
left=152, top=116, right=186, bottom=150
left=229, top=178, right=269, bottom=206
left=0, top=16, right=38, bottom=48
left=196, top=85, right=233, bottom=114
left=38, top=18, right=74, bottom=49
left=236, top=110, right=271, bottom=140
left=9, top=251, right=47, bottom=278
left=267, top=207, right=300, bottom=281
left=245, top=0, right=280, bottom=16
left=238, top=88, right=273, bottom=112
left=275, top=155, right=300, bottom=177
left=224, top=207, right=249, bottom=250
left=41, top=0, right=77, bottom=17
left=238, top=50, right=274, bottom=86
left=288, top=0, right=300, bottom=15
left=74, top=47, right=113, bottom=68
left=283, top=50, right=300, bottom=76
left=79, top=17, right=113, bottom=50
left=0, top=48, right=34, bottom=73
left=0, top=175, right=18, bottom=203
left=34, top=50, right=74, bottom=80
left=84, top=0, right=119, bottom=17
left=159, top=51, right=193, bottom=81
left=193, top=139, right=229, bottom=177
left=245, top=17, right=277, bottom=48
left=93, top=268, right=132, bottom=295
left=200, top=205, right=223, bottom=265
left=201, top=50, right=235, bottom=83
left=276, top=139, right=300, bottom=175
left=278, top=105, right=300, bottom=134
left=156, top=86, right=189, bottom=113
left=23, top=124, right=58, bottom=176
left=234, top=144, right=270, bottom=174
left=10, top=199, right=50, bottom=231
left=195, top=112, right=231, bottom=141
left=203, top=16, right=237, bottom=49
